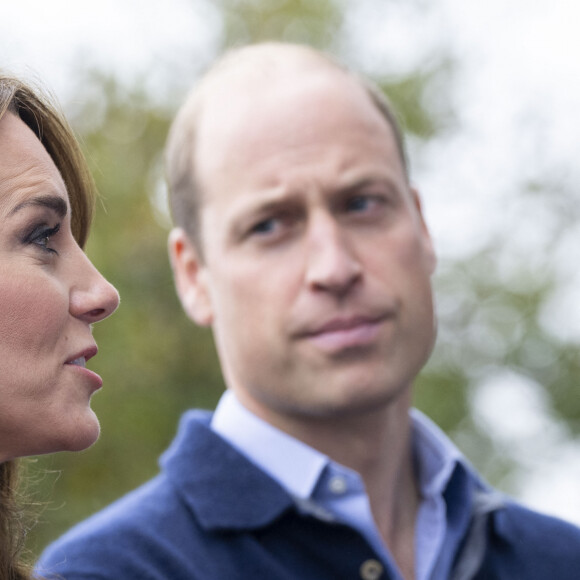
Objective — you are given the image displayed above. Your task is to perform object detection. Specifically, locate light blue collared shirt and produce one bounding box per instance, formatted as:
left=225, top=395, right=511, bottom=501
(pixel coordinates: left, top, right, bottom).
left=211, top=391, right=465, bottom=580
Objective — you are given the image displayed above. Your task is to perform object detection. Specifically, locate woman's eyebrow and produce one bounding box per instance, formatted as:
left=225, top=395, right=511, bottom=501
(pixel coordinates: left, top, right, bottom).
left=9, top=194, right=68, bottom=218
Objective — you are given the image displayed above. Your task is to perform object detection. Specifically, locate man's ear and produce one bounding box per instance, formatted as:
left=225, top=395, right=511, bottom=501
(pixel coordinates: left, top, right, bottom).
left=168, top=228, right=214, bottom=327
left=410, top=186, right=437, bottom=275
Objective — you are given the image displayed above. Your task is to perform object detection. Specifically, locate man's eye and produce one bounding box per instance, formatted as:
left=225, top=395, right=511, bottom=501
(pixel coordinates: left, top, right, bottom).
left=348, top=196, right=370, bottom=211
left=345, top=194, right=388, bottom=215
left=346, top=195, right=379, bottom=213
left=250, top=218, right=277, bottom=235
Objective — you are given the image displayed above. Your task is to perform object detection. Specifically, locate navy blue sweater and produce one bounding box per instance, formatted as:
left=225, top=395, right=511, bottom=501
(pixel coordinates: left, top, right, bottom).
left=37, top=410, right=580, bottom=579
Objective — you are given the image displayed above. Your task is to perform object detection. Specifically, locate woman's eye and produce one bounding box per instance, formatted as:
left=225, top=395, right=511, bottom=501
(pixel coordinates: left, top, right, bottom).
left=28, top=224, right=61, bottom=254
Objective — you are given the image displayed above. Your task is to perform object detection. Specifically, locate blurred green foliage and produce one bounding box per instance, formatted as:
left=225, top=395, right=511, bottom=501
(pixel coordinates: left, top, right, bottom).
left=217, top=0, right=343, bottom=48
left=27, top=0, right=580, bottom=560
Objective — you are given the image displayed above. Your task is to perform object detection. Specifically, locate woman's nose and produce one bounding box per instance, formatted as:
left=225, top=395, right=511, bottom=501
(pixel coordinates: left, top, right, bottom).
left=69, top=250, right=120, bottom=323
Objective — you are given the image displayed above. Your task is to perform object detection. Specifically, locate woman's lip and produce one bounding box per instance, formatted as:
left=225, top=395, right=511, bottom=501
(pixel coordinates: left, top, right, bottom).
left=64, top=345, right=102, bottom=389
left=65, top=345, right=98, bottom=366
left=65, top=364, right=103, bottom=390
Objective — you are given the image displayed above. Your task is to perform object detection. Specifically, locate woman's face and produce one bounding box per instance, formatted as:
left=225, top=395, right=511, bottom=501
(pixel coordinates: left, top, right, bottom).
left=0, top=112, right=119, bottom=461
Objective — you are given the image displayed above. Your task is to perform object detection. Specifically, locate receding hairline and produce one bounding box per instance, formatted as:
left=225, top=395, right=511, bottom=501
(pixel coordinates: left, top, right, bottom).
left=194, top=44, right=406, bottom=155
left=197, top=43, right=352, bottom=97
left=165, top=42, right=409, bottom=252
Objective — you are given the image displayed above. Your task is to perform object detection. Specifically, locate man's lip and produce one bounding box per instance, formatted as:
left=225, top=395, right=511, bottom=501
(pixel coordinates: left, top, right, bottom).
left=299, top=314, right=390, bottom=352
left=65, top=345, right=98, bottom=366
left=300, top=313, right=392, bottom=338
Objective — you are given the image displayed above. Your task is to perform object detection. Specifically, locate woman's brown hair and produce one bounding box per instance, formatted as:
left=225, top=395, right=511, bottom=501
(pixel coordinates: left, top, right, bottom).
left=0, top=73, right=97, bottom=579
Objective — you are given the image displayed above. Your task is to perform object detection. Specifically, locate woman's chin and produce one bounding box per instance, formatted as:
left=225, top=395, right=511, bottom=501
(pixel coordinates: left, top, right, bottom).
left=54, top=411, right=101, bottom=454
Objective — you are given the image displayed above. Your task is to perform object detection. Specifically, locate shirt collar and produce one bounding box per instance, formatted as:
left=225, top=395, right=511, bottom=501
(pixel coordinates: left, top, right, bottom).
left=410, top=408, right=465, bottom=498
left=211, top=391, right=328, bottom=499
left=211, top=391, right=464, bottom=502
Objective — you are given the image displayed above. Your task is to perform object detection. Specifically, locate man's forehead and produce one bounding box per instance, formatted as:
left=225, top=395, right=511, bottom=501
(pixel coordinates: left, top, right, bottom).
left=188, top=43, right=407, bottom=206
left=194, top=68, right=384, bottom=182
left=194, top=46, right=353, bottom=123
left=193, top=48, right=366, bottom=164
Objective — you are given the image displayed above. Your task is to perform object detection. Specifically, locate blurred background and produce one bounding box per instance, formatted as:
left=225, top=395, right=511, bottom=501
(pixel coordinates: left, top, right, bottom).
left=2, top=0, right=580, bottom=558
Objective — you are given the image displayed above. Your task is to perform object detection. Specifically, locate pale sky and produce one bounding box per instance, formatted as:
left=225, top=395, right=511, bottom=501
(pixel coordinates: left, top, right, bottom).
left=2, top=0, right=580, bottom=524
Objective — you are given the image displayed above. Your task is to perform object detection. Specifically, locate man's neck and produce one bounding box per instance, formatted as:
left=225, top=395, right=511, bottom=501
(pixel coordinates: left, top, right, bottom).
left=305, top=396, right=419, bottom=579
left=239, top=388, right=419, bottom=579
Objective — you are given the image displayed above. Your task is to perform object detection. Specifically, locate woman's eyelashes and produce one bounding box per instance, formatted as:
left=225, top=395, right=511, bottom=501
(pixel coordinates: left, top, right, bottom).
left=24, top=223, right=61, bottom=254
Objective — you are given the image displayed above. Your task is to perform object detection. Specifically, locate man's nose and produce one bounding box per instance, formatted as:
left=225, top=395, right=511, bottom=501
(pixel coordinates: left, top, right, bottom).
left=304, top=213, right=362, bottom=297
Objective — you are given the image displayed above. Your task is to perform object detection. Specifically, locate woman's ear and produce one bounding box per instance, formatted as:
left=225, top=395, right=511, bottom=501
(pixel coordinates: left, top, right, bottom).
left=168, top=228, right=214, bottom=326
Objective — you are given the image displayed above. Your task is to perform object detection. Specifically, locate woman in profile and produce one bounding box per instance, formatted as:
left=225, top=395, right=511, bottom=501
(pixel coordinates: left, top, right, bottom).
left=0, top=75, right=119, bottom=579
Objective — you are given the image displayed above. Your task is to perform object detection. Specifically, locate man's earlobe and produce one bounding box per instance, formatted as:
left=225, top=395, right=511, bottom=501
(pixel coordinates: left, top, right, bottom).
left=168, top=228, right=214, bottom=326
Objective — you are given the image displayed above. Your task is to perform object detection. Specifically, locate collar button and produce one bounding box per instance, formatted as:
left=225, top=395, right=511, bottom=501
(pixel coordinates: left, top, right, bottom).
left=328, top=475, right=347, bottom=494
left=360, top=559, right=384, bottom=580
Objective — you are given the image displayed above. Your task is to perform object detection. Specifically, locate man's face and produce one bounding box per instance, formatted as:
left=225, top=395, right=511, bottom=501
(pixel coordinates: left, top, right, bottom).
left=173, top=67, right=436, bottom=430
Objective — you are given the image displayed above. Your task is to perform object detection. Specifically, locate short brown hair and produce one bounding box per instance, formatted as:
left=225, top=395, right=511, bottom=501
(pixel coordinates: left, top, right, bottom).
left=165, top=42, right=409, bottom=252
left=0, top=74, right=96, bottom=248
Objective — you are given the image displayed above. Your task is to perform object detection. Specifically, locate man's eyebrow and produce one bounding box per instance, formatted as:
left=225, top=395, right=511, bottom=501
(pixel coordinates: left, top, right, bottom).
left=9, top=194, right=68, bottom=218
left=338, top=175, right=400, bottom=193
